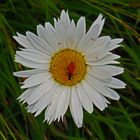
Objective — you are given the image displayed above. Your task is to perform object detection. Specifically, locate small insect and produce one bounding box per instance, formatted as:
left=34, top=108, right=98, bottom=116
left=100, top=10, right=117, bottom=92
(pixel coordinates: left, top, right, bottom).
left=67, top=61, right=75, bottom=80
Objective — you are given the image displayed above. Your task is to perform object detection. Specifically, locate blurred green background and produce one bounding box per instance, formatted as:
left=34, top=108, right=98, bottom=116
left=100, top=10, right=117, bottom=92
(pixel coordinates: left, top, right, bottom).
left=0, top=0, right=140, bottom=140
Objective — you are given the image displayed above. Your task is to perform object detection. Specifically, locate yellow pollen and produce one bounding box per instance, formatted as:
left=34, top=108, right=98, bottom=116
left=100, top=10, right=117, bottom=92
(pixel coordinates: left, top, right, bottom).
left=49, top=48, right=87, bottom=86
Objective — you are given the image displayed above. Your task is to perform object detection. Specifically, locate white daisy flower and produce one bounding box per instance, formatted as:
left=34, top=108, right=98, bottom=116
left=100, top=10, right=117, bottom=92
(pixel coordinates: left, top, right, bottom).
left=13, top=10, right=126, bottom=128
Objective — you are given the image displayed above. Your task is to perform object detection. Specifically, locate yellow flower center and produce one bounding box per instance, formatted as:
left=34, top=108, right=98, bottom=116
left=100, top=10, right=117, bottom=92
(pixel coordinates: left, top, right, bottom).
left=49, top=49, right=87, bottom=86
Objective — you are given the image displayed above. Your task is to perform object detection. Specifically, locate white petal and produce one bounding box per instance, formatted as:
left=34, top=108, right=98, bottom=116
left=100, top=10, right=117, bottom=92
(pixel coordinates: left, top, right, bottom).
left=27, top=103, right=36, bottom=113
left=102, top=96, right=110, bottom=107
left=37, top=24, right=58, bottom=50
left=87, top=65, right=124, bottom=79
left=82, top=81, right=106, bottom=111
left=54, top=11, right=76, bottom=48
left=107, top=88, right=120, bottom=100
left=27, top=80, right=53, bottom=105
left=78, top=14, right=105, bottom=50
left=86, top=74, right=120, bottom=100
left=13, top=69, right=46, bottom=77
left=54, top=86, right=70, bottom=121
left=108, top=38, right=123, bottom=51
left=77, top=84, right=93, bottom=113
left=15, top=54, right=49, bottom=69
left=77, top=24, right=99, bottom=50
left=87, top=66, right=112, bottom=80
left=90, top=14, right=105, bottom=38
left=60, top=10, right=70, bottom=30
left=101, top=65, right=124, bottom=76
left=16, top=51, right=50, bottom=64
left=84, top=36, right=111, bottom=61
left=20, top=47, right=48, bottom=56
left=87, top=53, right=120, bottom=65
left=26, top=31, right=52, bottom=55
left=86, top=24, right=100, bottom=41
left=54, top=18, right=66, bottom=48
left=70, top=87, right=83, bottom=128
left=44, top=86, right=63, bottom=123
left=21, top=72, right=51, bottom=89
left=59, top=10, right=70, bottom=27
left=105, top=77, right=126, bottom=89
left=13, top=33, right=34, bottom=49
left=33, top=80, right=58, bottom=116
left=54, top=11, right=70, bottom=47
left=75, top=16, right=86, bottom=45
left=17, top=87, right=36, bottom=102
left=68, top=20, right=77, bottom=48
left=83, top=36, right=110, bottom=51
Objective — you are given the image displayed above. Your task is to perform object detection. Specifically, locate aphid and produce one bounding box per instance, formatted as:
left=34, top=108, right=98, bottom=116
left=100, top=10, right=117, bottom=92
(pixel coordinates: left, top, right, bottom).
left=67, top=61, right=75, bottom=80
